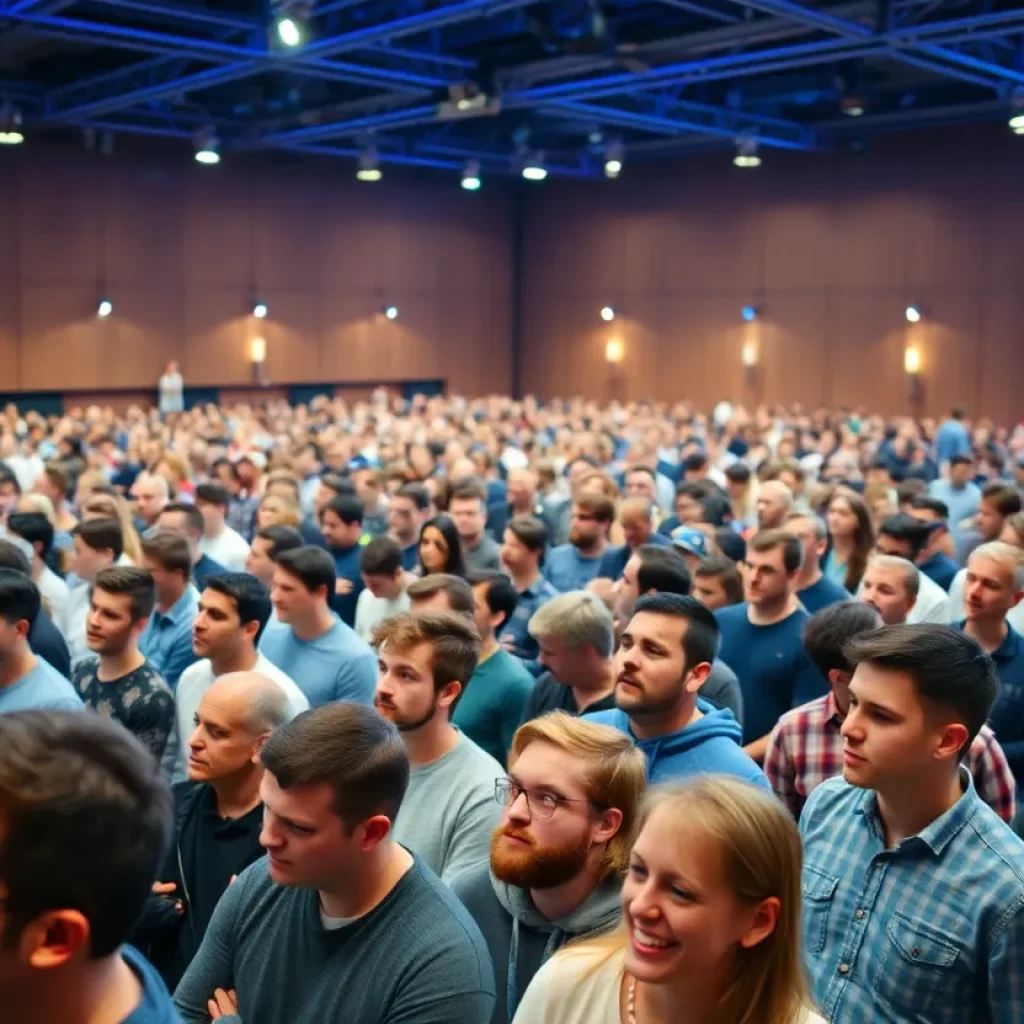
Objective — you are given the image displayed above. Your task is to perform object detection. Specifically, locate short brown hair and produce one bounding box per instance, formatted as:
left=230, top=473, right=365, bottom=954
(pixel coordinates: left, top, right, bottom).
left=694, top=554, right=744, bottom=606
left=574, top=493, right=615, bottom=524
left=506, top=515, right=548, bottom=554
left=748, top=528, right=802, bottom=574
left=406, top=573, right=474, bottom=615
left=260, top=703, right=409, bottom=831
left=140, top=528, right=192, bottom=578
left=93, top=566, right=156, bottom=623
left=372, top=612, right=480, bottom=690
left=42, top=462, right=71, bottom=499
left=510, top=712, right=647, bottom=880
left=981, top=482, right=1022, bottom=518
left=449, top=478, right=488, bottom=505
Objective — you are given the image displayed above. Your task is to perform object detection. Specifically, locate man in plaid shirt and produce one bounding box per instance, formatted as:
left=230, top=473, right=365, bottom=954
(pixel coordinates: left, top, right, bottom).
left=800, top=623, right=1024, bottom=1023
left=766, top=599, right=1016, bottom=824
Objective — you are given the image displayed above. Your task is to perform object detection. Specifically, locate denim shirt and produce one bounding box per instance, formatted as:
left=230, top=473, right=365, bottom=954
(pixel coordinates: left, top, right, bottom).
left=499, top=575, right=558, bottom=662
left=140, top=588, right=199, bottom=691
left=800, top=772, right=1024, bottom=1023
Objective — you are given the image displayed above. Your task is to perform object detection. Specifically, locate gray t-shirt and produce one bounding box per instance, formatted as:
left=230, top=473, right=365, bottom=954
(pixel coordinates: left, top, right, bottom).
left=464, top=534, right=503, bottom=573
left=393, top=732, right=503, bottom=883
left=702, top=658, right=744, bottom=729
left=174, top=856, right=495, bottom=1024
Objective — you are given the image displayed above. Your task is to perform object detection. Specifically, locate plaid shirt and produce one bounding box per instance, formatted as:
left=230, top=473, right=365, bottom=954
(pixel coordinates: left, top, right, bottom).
left=800, top=772, right=1024, bottom=1023
left=765, top=693, right=1016, bottom=824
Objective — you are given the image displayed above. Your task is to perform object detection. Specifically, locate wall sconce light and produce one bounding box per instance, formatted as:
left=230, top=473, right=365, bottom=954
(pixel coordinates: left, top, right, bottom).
left=605, top=338, right=624, bottom=364
left=903, top=345, right=921, bottom=375
left=741, top=340, right=759, bottom=368
left=250, top=337, right=267, bottom=364
left=904, top=345, right=924, bottom=405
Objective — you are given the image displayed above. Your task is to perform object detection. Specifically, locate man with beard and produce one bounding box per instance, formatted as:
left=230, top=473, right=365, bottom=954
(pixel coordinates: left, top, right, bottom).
left=71, top=565, right=175, bottom=765
left=375, top=612, right=503, bottom=882
left=588, top=593, right=768, bottom=787
left=544, top=494, right=615, bottom=593
left=452, top=712, right=646, bottom=1024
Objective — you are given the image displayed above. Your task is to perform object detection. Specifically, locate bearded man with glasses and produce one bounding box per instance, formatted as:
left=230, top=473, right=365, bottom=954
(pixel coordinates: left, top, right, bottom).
left=452, top=711, right=647, bottom=1024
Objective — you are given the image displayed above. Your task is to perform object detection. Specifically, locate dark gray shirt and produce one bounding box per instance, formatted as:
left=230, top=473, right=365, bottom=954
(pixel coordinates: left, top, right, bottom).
left=464, top=533, right=503, bottom=573
left=702, top=658, right=744, bottom=729
left=174, top=856, right=495, bottom=1024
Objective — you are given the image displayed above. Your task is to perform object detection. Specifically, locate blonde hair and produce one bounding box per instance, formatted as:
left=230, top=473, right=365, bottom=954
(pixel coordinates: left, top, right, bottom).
left=561, top=776, right=809, bottom=1024
left=527, top=591, right=614, bottom=657
left=16, top=493, right=56, bottom=525
left=509, top=712, right=647, bottom=880
left=970, top=540, right=1024, bottom=591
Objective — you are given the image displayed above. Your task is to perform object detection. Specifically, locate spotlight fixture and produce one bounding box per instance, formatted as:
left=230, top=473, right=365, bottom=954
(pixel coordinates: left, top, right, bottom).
left=277, top=15, right=302, bottom=46
left=840, top=95, right=866, bottom=117
left=600, top=306, right=615, bottom=322
left=97, top=298, right=113, bottom=319
left=521, top=153, right=547, bottom=181
left=382, top=305, right=399, bottom=320
left=273, top=1, right=311, bottom=47
left=1011, top=114, right=1024, bottom=135
left=253, top=302, right=268, bottom=319
left=604, top=140, right=623, bottom=179
left=0, top=103, right=24, bottom=146
left=356, top=147, right=381, bottom=182
left=194, top=126, right=220, bottom=165
left=741, top=305, right=759, bottom=323
left=733, top=137, right=761, bottom=168
left=905, top=304, right=922, bottom=323
left=1009, top=87, right=1024, bottom=134
left=461, top=160, right=481, bottom=191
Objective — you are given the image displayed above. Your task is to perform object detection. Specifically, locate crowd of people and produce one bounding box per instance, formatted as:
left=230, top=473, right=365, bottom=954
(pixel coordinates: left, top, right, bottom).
left=1, top=390, right=1024, bottom=1024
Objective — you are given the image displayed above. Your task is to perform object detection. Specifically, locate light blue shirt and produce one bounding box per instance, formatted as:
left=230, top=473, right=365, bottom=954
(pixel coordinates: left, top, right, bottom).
left=800, top=771, right=1024, bottom=1023
left=928, top=478, right=981, bottom=536
left=139, top=588, right=199, bottom=690
left=499, top=575, right=558, bottom=663
left=544, top=544, right=603, bottom=593
left=259, top=615, right=376, bottom=708
left=935, top=418, right=972, bottom=465
left=0, top=657, right=82, bottom=712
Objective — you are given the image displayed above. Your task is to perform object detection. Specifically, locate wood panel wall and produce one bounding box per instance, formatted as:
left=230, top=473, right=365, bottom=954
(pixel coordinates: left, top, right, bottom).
left=519, top=126, right=1024, bottom=423
left=0, top=139, right=513, bottom=397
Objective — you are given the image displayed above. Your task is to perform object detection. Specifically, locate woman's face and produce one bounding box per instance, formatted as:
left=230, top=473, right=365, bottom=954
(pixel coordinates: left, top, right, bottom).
left=827, top=497, right=858, bottom=539
left=623, top=807, right=775, bottom=987
left=419, top=526, right=449, bottom=573
left=257, top=496, right=290, bottom=528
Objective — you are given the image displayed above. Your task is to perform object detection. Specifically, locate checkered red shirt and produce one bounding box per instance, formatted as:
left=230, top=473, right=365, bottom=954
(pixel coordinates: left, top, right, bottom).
left=765, top=692, right=1017, bottom=824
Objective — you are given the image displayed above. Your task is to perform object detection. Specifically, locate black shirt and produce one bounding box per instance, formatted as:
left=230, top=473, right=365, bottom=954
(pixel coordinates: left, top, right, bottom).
left=522, top=671, right=617, bottom=724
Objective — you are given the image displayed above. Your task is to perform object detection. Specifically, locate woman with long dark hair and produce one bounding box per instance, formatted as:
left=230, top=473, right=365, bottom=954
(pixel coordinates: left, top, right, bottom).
left=416, top=514, right=466, bottom=578
left=824, top=490, right=874, bottom=592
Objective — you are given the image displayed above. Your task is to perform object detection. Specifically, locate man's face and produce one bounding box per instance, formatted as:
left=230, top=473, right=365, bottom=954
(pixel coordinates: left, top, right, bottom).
left=783, top=517, right=824, bottom=574
left=569, top=506, right=604, bottom=548
left=70, top=534, right=110, bottom=583
left=270, top=566, right=319, bottom=624
left=352, top=472, right=380, bottom=509
left=133, top=481, right=166, bottom=525
left=613, top=610, right=696, bottom=722
left=188, top=686, right=263, bottom=783
left=194, top=498, right=224, bottom=535
left=621, top=512, right=652, bottom=552
left=859, top=563, right=913, bottom=625
left=614, top=555, right=642, bottom=623
left=964, top=554, right=1019, bottom=625
left=0, top=616, right=27, bottom=662
left=471, top=582, right=499, bottom=643
left=364, top=571, right=401, bottom=601
left=245, top=537, right=276, bottom=585
left=193, top=586, right=248, bottom=660
left=259, top=772, right=362, bottom=890
left=374, top=642, right=446, bottom=733
left=950, top=461, right=974, bottom=487
left=158, top=509, right=199, bottom=549
left=536, top=635, right=589, bottom=688
left=320, top=509, right=362, bottom=550
left=976, top=499, right=1005, bottom=542
left=139, top=555, right=181, bottom=602
left=506, top=473, right=535, bottom=510
left=449, top=497, right=485, bottom=542
left=743, top=545, right=792, bottom=606
left=387, top=497, right=420, bottom=542
left=674, top=494, right=703, bottom=526
left=692, top=574, right=730, bottom=612
left=840, top=663, right=954, bottom=792
left=501, top=529, right=534, bottom=576
left=85, top=588, right=139, bottom=655
left=875, top=535, right=913, bottom=560
left=625, top=472, right=657, bottom=502
left=491, top=740, right=603, bottom=890
left=755, top=491, right=786, bottom=529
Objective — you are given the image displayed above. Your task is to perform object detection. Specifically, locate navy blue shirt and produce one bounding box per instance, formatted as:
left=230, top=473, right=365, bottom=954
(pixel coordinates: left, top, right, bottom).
left=919, top=551, right=959, bottom=592
left=798, top=575, right=850, bottom=615
left=328, top=544, right=365, bottom=628
left=715, top=604, right=828, bottom=745
left=958, top=621, right=1024, bottom=785
left=597, top=533, right=672, bottom=580
left=400, top=540, right=420, bottom=573
left=123, top=944, right=183, bottom=1023
left=500, top=575, right=559, bottom=662
left=193, top=553, right=227, bottom=592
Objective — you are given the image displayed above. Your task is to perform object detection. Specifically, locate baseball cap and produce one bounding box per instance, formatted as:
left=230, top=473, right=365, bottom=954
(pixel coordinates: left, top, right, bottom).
left=670, top=526, right=708, bottom=559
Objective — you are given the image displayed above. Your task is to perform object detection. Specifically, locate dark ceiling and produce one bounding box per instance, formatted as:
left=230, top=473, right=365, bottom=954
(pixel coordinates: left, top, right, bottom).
left=0, top=0, right=1022, bottom=177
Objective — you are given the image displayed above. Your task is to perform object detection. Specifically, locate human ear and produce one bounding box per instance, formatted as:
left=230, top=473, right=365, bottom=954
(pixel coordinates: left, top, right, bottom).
left=738, top=897, right=780, bottom=950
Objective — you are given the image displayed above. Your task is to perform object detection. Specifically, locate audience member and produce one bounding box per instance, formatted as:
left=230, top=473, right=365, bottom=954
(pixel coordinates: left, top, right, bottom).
left=873, top=513, right=951, bottom=623
left=456, top=570, right=535, bottom=765
left=766, top=601, right=1015, bottom=823
left=959, top=481, right=1022, bottom=564
left=513, top=776, right=825, bottom=1024
left=139, top=529, right=200, bottom=690
left=133, top=471, right=170, bottom=529
left=354, top=535, right=413, bottom=641
left=158, top=501, right=227, bottom=590
left=589, top=593, right=767, bottom=786
left=523, top=592, right=617, bottom=719
left=595, top=497, right=669, bottom=583
left=195, top=482, right=251, bottom=571
left=545, top=494, right=613, bottom=593
left=500, top=516, right=558, bottom=662
left=388, top=482, right=431, bottom=572
left=715, top=530, right=827, bottom=758
left=823, top=490, right=874, bottom=592
left=800, top=624, right=1024, bottom=1022
left=691, top=553, right=744, bottom=611
left=908, top=495, right=960, bottom=589
left=374, top=612, right=502, bottom=881
left=453, top=712, right=646, bottom=1024
left=755, top=479, right=794, bottom=530
left=244, top=523, right=303, bottom=586
left=259, top=545, right=376, bottom=707
left=173, top=702, right=496, bottom=1023
left=319, top=493, right=366, bottom=627
left=351, top=466, right=389, bottom=536
left=859, top=555, right=920, bottom=624
left=418, top=513, right=468, bottom=577
left=784, top=511, right=850, bottom=613
left=72, top=565, right=175, bottom=765
left=6, top=510, right=69, bottom=625
left=0, top=710, right=177, bottom=1022
left=63, top=516, right=122, bottom=665
left=451, top=479, right=503, bottom=572
left=928, top=452, right=981, bottom=537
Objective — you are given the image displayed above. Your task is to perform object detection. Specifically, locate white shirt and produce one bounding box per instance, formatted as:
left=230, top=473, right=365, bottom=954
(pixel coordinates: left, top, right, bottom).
left=907, top=570, right=952, bottom=625
left=175, top=653, right=309, bottom=757
left=354, top=588, right=411, bottom=643
left=947, top=567, right=1024, bottom=632
left=200, top=526, right=251, bottom=572
left=37, top=565, right=70, bottom=627
left=60, top=580, right=92, bottom=666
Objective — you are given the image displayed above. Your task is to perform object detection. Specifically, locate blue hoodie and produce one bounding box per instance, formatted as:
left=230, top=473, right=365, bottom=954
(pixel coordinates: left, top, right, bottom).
left=586, top=699, right=770, bottom=789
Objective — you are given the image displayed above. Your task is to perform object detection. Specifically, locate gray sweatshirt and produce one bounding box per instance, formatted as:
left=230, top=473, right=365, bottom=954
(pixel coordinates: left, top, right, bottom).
left=174, top=856, right=495, bottom=1024
left=452, top=865, right=622, bottom=1024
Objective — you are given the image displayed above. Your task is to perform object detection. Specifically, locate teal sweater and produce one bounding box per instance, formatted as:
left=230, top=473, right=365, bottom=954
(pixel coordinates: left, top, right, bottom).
left=173, top=856, right=495, bottom=1024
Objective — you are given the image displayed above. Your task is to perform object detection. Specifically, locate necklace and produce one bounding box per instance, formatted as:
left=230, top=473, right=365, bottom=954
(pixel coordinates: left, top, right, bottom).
left=627, top=975, right=637, bottom=1024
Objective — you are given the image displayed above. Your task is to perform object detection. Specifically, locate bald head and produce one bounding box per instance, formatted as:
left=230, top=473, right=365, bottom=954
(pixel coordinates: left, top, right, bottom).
left=620, top=495, right=655, bottom=551
left=204, top=672, right=291, bottom=735
left=756, top=480, right=794, bottom=529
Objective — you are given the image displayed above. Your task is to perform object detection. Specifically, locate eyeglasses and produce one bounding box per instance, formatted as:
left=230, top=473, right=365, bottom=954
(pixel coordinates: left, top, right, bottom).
left=493, top=778, right=601, bottom=819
